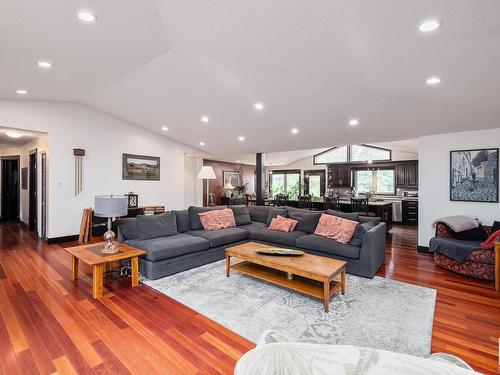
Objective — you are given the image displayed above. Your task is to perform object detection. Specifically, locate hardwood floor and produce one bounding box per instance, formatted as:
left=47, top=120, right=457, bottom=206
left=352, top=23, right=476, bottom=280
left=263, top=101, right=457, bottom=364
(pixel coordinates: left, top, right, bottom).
left=0, top=222, right=499, bottom=374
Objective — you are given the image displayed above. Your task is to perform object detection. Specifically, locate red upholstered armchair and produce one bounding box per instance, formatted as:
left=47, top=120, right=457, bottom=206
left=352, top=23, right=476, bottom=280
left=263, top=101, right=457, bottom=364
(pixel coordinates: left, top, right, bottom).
left=433, top=223, right=499, bottom=290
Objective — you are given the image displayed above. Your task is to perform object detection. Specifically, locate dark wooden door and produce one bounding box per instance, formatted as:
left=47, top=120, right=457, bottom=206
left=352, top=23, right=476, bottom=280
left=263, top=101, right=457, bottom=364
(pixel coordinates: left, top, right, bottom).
left=29, top=151, right=37, bottom=232
left=395, top=163, right=406, bottom=187
left=1, top=158, right=20, bottom=221
left=406, top=162, right=418, bottom=188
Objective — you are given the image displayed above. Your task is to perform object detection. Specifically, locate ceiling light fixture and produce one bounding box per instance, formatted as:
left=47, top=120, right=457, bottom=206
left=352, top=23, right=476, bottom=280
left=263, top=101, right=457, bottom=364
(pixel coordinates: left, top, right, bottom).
left=199, top=141, right=205, bottom=146
left=349, top=119, right=359, bottom=126
left=254, top=102, right=264, bottom=111
left=291, top=128, right=299, bottom=134
left=201, top=116, right=209, bottom=123
left=419, top=19, right=442, bottom=33
left=6, top=131, right=22, bottom=138
left=161, top=126, right=168, bottom=131
left=16, top=89, right=28, bottom=95
left=78, top=11, right=97, bottom=23
left=236, top=160, right=241, bottom=163
left=238, top=136, right=245, bottom=141
left=37, top=61, right=52, bottom=68
left=426, top=76, right=442, bottom=85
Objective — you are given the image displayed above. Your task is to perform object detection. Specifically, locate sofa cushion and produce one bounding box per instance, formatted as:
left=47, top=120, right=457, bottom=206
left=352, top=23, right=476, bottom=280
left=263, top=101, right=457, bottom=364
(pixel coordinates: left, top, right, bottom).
left=349, top=221, right=375, bottom=247
left=231, top=205, right=252, bottom=226
left=326, top=209, right=360, bottom=222
left=266, top=208, right=288, bottom=226
left=137, top=212, right=177, bottom=240
left=247, top=206, right=271, bottom=223
left=296, top=234, right=361, bottom=259
left=237, top=222, right=267, bottom=234
left=453, top=224, right=488, bottom=241
left=188, top=206, right=227, bottom=230
left=125, top=234, right=209, bottom=261
left=314, top=213, right=358, bottom=244
left=250, top=228, right=307, bottom=247
left=172, top=209, right=190, bottom=233
left=187, top=228, right=249, bottom=248
left=268, top=216, right=297, bottom=232
left=117, top=217, right=138, bottom=240
left=359, top=216, right=382, bottom=225
left=287, top=208, right=322, bottom=233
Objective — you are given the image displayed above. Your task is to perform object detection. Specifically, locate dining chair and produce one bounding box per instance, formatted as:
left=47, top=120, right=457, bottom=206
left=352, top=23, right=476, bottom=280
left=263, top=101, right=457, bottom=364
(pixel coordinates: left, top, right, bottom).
left=324, top=196, right=340, bottom=211
left=351, top=197, right=375, bottom=216
left=298, top=195, right=313, bottom=210
left=274, top=194, right=288, bottom=207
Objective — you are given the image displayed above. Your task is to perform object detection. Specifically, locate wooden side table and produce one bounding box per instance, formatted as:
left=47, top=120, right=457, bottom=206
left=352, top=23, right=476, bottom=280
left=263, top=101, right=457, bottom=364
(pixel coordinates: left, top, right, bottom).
left=64, top=242, right=145, bottom=298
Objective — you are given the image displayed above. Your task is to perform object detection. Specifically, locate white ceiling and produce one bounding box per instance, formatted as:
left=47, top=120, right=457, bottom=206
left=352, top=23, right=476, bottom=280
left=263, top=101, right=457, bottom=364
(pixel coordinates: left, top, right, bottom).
left=0, top=126, right=45, bottom=148
left=1, top=1, right=500, bottom=154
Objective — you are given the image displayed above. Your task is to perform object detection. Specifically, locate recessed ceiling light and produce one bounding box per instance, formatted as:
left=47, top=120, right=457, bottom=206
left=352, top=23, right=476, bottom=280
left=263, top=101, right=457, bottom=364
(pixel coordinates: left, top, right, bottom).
left=6, top=131, right=22, bottom=138
left=161, top=126, right=168, bottom=131
left=199, top=141, right=205, bottom=146
left=349, top=119, right=359, bottom=126
left=236, top=160, right=241, bottom=163
left=37, top=61, right=52, bottom=68
left=16, top=89, right=28, bottom=95
left=238, top=136, right=245, bottom=141
left=78, top=11, right=97, bottom=23
left=426, top=76, right=442, bottom=85
left=291, top=128, right=299, bottom=134
left=201, top=116, right=209, bottom=123
left=254, top=102, right=264, bottom=111
left=419, top=19, right=442, bottom=33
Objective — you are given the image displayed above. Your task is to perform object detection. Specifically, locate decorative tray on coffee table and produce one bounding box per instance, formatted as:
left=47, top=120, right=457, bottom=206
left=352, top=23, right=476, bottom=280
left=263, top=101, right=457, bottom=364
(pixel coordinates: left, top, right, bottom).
left=255, top=247, right=305, bottom=256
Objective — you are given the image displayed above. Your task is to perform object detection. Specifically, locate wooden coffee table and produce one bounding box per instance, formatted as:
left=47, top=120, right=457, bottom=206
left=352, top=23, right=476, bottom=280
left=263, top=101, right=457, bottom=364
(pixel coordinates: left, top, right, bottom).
left=64, top=242, right=145, bottom=298
left=226, top=242, right=347, bottom=312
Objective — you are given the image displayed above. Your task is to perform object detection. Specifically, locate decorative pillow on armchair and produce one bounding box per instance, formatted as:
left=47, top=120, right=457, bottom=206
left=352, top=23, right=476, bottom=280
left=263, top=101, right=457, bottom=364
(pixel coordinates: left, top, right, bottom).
left=314, top=213, right=358, bottom=244
left=268, top=215, right=298, bottom=232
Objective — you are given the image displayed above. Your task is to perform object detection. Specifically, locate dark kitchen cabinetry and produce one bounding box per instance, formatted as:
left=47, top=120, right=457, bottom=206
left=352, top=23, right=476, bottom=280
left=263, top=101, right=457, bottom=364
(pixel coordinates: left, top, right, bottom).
left=402, top=200, right=418, bottom=225
left=327, top=165, right=351, bottom=188
left=395, top=161, right=418, bottom=189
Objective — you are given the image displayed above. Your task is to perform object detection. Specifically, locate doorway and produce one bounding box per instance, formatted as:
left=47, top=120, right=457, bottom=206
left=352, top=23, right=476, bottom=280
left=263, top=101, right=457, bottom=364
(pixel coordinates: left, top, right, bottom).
left=304, top=170, right=326, bottom=198
left=40, top=152, right=47, bottom=238
left=29, top=149, right=37, bottom=232
left=1, top=156, right=20, bottom=221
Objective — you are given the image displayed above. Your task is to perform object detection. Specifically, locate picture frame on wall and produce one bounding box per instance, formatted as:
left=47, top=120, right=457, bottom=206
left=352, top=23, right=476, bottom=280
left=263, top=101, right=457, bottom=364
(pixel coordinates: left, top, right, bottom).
left=450, top=148, right=498, bottom=203
left=122, top=153, right=160, bottom=181
left=223, top=171, right=240, bottom=188
left=21, top=167, right=28, bottom=190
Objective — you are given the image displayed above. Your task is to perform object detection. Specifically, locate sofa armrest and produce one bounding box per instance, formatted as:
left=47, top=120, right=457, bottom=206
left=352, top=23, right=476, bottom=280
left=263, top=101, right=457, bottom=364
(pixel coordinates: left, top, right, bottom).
left=358, top=222, right=386, bottom=278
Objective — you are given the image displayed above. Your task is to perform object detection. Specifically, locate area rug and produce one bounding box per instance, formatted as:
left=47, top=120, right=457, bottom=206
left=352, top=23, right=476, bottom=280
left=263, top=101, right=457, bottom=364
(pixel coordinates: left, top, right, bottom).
left=143, top=260, right=436, bottom=357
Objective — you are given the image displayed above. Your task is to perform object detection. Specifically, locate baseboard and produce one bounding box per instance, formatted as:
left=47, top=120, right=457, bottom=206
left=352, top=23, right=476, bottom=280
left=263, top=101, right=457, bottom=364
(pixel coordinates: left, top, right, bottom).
left=47, top=235, right=79, bottom=244
left=417, top=245, right=430, bottom=253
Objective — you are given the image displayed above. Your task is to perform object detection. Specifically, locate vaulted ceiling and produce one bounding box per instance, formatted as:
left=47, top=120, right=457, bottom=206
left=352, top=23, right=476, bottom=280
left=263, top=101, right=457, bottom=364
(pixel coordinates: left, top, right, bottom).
left=1, top=1, right=500, bottom=155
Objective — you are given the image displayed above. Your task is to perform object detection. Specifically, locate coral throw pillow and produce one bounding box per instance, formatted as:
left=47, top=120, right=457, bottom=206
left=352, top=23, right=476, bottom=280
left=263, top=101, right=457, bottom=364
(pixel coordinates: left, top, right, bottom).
left=314, top=213, right=358, bottom=244
left=199, top=208, right=236, bottom=231
left=268, top=215, right=298, bottom=232
left=480, top=229, right=500, bottom=249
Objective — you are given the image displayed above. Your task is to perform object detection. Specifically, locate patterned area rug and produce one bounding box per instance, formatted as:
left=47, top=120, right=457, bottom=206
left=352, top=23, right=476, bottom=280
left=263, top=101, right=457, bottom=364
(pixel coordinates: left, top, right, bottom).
left=143, top=260, right=436, bottom=357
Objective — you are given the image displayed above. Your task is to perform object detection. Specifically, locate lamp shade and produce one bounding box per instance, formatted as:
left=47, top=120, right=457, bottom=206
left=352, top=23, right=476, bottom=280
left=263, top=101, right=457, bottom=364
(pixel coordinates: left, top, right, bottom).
left=197, top=166, right=216, bottom=180
left=94, top=195, right=128, bottom=218
left=223, top=182, right=234, bottom=190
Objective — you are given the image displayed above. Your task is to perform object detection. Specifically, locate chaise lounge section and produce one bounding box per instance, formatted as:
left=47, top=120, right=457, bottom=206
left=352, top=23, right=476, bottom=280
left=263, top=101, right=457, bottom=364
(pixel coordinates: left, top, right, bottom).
left=118, top=205, right=386, bottom=280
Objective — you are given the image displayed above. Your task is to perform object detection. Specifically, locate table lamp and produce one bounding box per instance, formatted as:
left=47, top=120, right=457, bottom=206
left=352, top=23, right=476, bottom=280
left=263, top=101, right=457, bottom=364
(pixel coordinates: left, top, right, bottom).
left=197, top=166, right=216, bottom=207
left=94, top=195, right=128, bottom=254
left=223, top=182, right=234, bottom=198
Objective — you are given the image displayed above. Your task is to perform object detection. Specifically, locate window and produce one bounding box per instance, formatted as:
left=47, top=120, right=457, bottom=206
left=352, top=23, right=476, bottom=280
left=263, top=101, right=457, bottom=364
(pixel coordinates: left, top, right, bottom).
left=304, top=170, right=326, bottom=199
left=314, top=146, right=348, bottom=164
left=269, top=170, right=300, bottom=199
left=351, top=145, right=391, bottom=162
left=354, top=169, right=395, bottom=195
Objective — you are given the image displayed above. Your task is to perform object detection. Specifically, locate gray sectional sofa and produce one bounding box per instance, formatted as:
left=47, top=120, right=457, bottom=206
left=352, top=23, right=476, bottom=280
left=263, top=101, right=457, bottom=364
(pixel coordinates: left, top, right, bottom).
left=117, top=205, right=386, bottom=280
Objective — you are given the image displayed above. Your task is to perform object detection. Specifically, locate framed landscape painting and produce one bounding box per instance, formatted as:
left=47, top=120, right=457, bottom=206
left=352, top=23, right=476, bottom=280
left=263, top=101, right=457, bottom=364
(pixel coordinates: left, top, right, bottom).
left=122, top=153, right=160, bottom=181
left=450, top=148, right=498, bottom=203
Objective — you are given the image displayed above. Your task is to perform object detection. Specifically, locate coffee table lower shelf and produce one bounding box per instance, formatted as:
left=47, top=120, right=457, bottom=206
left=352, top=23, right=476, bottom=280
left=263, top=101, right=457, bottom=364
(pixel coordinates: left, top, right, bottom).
left=231, top=261, right=342, bottom=311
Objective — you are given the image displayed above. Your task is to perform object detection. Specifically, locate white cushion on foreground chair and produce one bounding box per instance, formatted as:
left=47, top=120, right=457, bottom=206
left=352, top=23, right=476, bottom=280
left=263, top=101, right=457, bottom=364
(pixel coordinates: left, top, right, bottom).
left=235, top=330, right=477, bottom=375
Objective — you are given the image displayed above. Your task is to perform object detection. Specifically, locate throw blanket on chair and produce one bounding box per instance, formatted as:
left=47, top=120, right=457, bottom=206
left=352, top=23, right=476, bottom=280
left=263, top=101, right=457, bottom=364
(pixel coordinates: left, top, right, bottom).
left=432, top=216, right=479, bottom=233
left=429, top=237, right=482, bottom=263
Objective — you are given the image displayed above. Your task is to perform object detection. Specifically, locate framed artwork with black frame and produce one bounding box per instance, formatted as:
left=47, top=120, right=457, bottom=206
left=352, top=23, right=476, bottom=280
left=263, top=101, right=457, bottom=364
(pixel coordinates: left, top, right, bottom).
left=21, top=167, right=28, bottom=190
left=122, top=153, right=160, bottom=181
left=222, top=171, right=240, bottom=188
left=450, top=148, right=498, bottom=203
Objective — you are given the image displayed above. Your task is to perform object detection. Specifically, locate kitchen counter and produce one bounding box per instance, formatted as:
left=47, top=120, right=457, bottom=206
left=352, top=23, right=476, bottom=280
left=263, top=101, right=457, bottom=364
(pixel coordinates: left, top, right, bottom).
left=338, top=200, right=394, bottom=207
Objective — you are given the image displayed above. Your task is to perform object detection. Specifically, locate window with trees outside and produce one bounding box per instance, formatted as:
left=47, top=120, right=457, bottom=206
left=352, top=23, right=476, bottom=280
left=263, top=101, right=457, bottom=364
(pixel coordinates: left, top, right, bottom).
left=314, top=145, right=391, bottom=164
left=269, top=170, right=300, bottom=199
left=313, top=146, right=348, bottom=164
left=350, top=145, right=391, bottom=162
left=354, top=169, right=395, bottom=195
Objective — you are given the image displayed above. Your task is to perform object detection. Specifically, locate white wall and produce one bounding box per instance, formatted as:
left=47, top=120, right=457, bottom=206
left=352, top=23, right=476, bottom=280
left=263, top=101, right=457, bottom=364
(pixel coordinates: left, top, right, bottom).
left=418, top=128, right=500, bottom=246
left=0, top=100, right=199, bottom=238
left=184, top=155, right=203, bottom=207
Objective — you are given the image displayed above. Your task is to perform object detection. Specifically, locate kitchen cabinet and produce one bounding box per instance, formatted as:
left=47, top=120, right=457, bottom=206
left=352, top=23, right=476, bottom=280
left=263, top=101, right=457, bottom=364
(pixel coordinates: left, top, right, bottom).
left=395, top=161, right=418, bottom=189
left=327, top=165, right=351, bottom=188
left=402, top=200, right=418, bottom=225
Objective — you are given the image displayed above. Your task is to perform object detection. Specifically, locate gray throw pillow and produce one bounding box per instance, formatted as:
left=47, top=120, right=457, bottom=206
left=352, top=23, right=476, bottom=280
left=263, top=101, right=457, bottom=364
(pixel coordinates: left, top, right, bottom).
left=137, top=212, right=177, bottom=240
left=349, top=221, right=375, bottom=247
left=248, top=206, right=271, bottom=223
left=231, top=205, right=252, bottom=226
left=188, top=206, right=227, bottom=230
left=266, top=208, right=288, bottom=227
left=117, top=218, right=138, bottom=240
left=172, top=209, right=190, bottom=233
left=326, top=209, right=360, bottom=222
left=287, top=208, right=322, bottom=233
